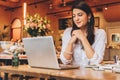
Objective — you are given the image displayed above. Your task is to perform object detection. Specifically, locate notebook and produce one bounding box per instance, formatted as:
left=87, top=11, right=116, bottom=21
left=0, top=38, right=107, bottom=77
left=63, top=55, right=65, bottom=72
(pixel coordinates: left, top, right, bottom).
left=22, top=36, right=79, bottom=69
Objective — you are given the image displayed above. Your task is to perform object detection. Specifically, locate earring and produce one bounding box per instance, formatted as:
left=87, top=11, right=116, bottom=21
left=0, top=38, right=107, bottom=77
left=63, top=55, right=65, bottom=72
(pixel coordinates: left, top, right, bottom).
left=88, top=19, right=90, bottom=22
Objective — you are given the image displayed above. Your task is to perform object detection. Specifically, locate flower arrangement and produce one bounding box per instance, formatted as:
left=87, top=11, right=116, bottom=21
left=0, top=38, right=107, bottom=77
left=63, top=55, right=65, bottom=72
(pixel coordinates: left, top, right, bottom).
left=9, top=43, right=25, bottom=55
left=24, top=13, right=51, bottom=37
left=10, top=45, right=25, bottom=54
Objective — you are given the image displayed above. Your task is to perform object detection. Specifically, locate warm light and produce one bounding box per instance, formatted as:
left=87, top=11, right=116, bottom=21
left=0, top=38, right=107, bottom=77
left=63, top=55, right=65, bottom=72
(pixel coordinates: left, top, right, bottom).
left=23, top=2, right=27, bottom=25
left=104, top=7, right=108, bottom=10
left=63, top=1, right=66, bottom=6
left=49, top=3, right=53, bottom=9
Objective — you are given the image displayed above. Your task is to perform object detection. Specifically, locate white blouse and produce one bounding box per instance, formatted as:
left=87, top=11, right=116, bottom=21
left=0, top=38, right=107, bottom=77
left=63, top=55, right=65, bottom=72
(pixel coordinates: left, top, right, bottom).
left=60, top=27, right=107, bottom=67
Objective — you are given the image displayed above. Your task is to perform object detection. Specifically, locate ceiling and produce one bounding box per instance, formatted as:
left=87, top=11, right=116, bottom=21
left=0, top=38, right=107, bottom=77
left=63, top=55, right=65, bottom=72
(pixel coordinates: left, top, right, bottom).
left=0, top=0, right=120, bottom=8
left=0, top=0, right=120, bottom=16
left=0, top=0, right=48, bottom=8
left=47, top=0, right=120, bottom=17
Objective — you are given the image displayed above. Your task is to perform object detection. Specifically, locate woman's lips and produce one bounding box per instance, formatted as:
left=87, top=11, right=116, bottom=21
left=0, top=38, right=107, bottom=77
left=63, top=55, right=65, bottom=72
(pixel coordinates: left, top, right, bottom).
left=76, top=22, right=81, bottom=25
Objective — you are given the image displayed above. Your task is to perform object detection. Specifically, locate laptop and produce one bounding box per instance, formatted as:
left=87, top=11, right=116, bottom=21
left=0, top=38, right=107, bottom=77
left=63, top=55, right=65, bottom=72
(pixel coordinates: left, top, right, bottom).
left=22, top=36, right=79, bottom=69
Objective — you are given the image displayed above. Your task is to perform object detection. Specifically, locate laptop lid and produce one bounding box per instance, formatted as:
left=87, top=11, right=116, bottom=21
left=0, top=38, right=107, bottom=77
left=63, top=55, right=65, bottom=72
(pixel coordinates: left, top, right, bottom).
left=23, top=36, right=61, bottom=69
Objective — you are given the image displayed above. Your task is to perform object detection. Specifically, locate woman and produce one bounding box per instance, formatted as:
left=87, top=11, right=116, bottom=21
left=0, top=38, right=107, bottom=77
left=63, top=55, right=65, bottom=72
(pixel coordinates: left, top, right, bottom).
left=60, top=0, right=107, bottom=67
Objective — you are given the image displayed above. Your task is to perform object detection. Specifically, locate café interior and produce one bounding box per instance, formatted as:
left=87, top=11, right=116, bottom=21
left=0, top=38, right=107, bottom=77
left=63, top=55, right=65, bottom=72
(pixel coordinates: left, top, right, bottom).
left=0, top=0, right=120, bottom=80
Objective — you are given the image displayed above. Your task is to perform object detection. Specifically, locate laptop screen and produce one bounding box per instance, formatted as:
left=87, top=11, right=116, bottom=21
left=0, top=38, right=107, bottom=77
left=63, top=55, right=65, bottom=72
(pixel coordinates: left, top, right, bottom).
left=23, top=36, right=60, bottom=69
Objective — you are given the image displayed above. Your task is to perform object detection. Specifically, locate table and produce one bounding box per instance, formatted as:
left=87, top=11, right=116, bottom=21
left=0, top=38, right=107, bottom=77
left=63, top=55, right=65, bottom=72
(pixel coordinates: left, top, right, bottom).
left=0, top=65, right=120, bottom=80
left=0, top=54, right=28, bottom=65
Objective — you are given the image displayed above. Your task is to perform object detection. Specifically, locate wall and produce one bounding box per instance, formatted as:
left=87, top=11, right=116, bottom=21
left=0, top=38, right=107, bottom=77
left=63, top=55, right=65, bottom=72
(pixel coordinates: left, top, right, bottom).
left=94, top=12, right=120, bottom=45
left=0, top=3, right=120, bottom=47
left=0, top=7, right=12, bottom=40
left=9, top=2, right=59, bottom=46
left=0, top=7, right=12, bottom=27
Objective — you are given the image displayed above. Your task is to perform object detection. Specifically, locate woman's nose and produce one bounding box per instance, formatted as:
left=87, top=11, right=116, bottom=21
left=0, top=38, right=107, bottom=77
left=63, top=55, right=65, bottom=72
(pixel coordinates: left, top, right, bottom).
left=75, top=16, right=79, bottom=21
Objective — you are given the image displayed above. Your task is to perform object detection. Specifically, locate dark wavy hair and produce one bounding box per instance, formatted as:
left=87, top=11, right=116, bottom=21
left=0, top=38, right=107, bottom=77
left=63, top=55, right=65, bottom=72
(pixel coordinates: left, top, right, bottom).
left=71, top=0, right=95, bottom=45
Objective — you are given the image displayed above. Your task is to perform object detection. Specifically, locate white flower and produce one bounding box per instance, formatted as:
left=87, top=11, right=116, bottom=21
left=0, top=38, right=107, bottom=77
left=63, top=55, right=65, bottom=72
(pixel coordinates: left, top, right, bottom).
left=24, top=13, right=51, bottom=37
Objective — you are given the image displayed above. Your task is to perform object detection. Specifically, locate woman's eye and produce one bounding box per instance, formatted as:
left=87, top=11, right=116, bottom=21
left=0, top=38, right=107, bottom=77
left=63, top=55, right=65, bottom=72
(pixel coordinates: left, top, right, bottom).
left=78, top=13, right=82, bottom=16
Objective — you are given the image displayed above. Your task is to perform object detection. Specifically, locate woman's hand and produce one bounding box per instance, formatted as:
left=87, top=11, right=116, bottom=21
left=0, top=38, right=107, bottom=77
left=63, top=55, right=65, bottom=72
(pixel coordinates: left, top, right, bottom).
left=69, top=34, right=77, bottom=44
left=72, top=29, right=86, bottom=41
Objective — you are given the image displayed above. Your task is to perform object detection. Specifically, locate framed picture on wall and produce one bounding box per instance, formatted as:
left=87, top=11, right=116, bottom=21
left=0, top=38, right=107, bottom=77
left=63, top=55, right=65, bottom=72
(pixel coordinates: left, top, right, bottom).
left=106, top=26, right=120, bottom=45
left=59, top=18, right=72, bottom=30
left=94, top=17, right=100, bottom=28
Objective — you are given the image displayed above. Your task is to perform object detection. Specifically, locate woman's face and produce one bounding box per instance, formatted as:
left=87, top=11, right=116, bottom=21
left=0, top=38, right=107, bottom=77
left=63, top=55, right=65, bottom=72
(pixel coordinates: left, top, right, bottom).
left=73, top=8, right=89, bottom=29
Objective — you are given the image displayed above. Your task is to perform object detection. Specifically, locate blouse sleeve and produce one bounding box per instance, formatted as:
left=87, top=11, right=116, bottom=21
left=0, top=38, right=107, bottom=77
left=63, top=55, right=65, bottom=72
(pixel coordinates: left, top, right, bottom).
left=60, top=28, right=73, bottom=64
left=89, top=29, right=107, bottom=65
